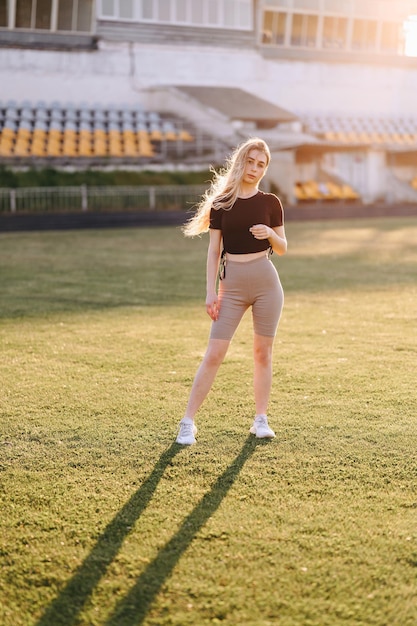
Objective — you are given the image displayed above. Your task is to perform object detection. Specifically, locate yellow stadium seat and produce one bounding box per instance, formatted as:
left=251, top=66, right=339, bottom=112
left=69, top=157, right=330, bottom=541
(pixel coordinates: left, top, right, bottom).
left=49, top=128, right=62, bottom=142
left=325, top=182, right=344, bottom=199
left=137, top=128, right=150, bottom=142
left=178, top=129, right=194, bottom=142
left=108, top=131, right=124, bottom=157
left=79, top=141, right=93, bottom=156
left=334, top=132, right=348, bottom=142
left=0, top=139, right=14, bottom=156
left=357, top=132, right=372, bottom=143
left=303, top=180, right=323, bottom=200
left=109, top=145, right=124, bottom=157
left=402, top=134, right=414, bottom=145
left=30, top=128, right=47, bottom=156
left=2, top=127, right=16, bottom=141
left=149, top=126, right=162, bottom=141
left=13, top=129, right=31, bottom=156
left=92, top=128, right=107, bottom=156
left=46, top=139, right=62, bottom=157
left=61, top=125, right=78, bottom=156
left=79, top=129, right=93, bottom=156
left=122, top=129, right=138, bottom=156
left=294, top=182, right=308, bottom=201
left=31, top=139, right=47, bottom=157
left=62, top=146, right=78, bottom=157
left=369, top=132, right=382, bottom=144
left=32, top=129, right=46, bottom=143
left=391, top=133, right=405, bottom=144
left=341, top=184, right=359, bottom=200
left=92, top=140, right=107, bottom=157
left=124, top=138, right=139, bottom=157
left=138, top=136, right=155, bottom=157
left=14, top=143, right=30, bottom=157
left=16, top=128, right=31, bottom=142
left=163, top=127, right=177, bottom=141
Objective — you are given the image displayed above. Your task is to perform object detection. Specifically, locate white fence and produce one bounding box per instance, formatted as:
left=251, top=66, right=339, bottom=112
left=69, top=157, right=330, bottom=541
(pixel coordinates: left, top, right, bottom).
left=0, top=185, right=207, bottom=213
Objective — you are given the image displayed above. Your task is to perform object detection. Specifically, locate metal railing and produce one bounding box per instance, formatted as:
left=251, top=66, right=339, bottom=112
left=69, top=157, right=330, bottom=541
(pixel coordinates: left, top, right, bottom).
left=0, top=184, right=207, bottom=214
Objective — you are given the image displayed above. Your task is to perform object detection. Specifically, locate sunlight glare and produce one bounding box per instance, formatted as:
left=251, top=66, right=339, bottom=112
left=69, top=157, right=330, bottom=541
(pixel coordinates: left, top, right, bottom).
left=404, top=15, right=417, bottom=56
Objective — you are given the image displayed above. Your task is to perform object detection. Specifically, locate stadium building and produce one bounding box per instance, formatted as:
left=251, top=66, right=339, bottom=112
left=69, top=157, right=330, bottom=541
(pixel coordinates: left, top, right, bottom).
left=2, top=0, right=417, bottom=205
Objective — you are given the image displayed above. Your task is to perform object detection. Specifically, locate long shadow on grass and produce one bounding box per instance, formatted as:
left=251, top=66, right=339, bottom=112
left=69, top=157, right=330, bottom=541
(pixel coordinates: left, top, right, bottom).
left=35, top=436, right=260, bottom=626
left=104, top=435, right=259, bottom=626
left=35, top=443, right=182, bottom=626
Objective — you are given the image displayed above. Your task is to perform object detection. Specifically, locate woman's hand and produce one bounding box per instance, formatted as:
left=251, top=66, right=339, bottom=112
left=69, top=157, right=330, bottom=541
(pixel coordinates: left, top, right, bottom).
left=206, top=293, right=220, bottom=321
left=250, top=224, right=287, bottom=255
left=249, top=224, right=272, bottom=240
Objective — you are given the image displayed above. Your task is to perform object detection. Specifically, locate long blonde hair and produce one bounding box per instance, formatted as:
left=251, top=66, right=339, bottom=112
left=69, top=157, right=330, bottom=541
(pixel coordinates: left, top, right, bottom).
left=182, top=137, right=271, bottom=237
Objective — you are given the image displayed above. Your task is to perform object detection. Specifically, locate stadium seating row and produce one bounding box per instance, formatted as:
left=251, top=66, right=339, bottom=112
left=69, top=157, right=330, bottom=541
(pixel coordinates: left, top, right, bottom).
left=294, top=180, right=360, bottom=201
left=302, top=114, right=417, bottom=145
left=1, top=99, right=146, bottom=115
left=0, top=102, right=194, bottom=159
left=323, top=131, right=417, bottom=145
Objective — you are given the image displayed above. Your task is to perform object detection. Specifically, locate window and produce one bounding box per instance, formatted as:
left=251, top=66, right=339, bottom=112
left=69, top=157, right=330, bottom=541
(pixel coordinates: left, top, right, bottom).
left=157, top=0, right=170, bottom=21
left=207, top=0, right=218, bottom=25
left=119, top=0, right=134, bottom=19
left=352, top=18, right=377, bottom=51
left=290, top=12, right=318, bottom=47
left=101, top=0, right=114, bottom=17
left=77, top=0, right=94, bottom=30
left=238, top=0, right=250, bottom=28
left=141, top=0, right=153, bottom=20
left=191, top=1, right=204, bottom=25
left=57, top=0, right=72, bottom=29
left=262, top=10, right=286, bottom=45
left=15, top=0, right=32, bottom=28
left=224, top=0, right=234, bottom=26
left=98, top=0, right=252, bottom=29
left=322, top=15, right=348, bottom=49
left=9, top=0, right=93, bottom=32
left=57, top=0, right=93, bottom=32
left=380, top=21, right=402, bottom=54
left=36, top=0, right=52, bottom=29
left=0, top=0, right=7, bottom=26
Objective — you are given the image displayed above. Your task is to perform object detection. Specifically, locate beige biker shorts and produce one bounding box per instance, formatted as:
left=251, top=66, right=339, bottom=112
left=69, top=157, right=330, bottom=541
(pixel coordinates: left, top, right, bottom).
left=210, top=255, right=284, bottom=341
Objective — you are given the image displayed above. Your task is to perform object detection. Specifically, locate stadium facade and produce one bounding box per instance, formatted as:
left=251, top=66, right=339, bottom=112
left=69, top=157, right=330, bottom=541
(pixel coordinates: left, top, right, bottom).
left=1, top=0, right=417, bottom=205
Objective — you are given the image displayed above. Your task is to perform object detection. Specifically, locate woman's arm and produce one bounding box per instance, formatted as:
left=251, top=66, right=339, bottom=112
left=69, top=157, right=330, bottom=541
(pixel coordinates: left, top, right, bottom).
left=249, top=224, right=287, bottom=256
left=206, top=229, right=222, bottom=320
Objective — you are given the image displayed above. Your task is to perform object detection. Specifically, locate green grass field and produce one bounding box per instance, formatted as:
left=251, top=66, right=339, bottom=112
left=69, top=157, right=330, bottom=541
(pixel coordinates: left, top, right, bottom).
left=1, top=217, right=417, bottom=626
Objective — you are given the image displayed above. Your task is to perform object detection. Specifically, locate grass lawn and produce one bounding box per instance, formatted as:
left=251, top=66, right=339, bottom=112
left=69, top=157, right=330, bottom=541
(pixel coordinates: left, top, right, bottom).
left=1, top=217, right=417, bottom=626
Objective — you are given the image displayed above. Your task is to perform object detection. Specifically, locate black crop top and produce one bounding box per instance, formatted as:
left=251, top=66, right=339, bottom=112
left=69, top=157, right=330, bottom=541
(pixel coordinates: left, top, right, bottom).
left=209, top=191, right=284, bottom=254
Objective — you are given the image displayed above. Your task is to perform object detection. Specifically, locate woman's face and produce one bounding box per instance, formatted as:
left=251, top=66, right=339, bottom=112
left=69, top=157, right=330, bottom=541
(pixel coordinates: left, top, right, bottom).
left=242, top=149, right=268, bottom=186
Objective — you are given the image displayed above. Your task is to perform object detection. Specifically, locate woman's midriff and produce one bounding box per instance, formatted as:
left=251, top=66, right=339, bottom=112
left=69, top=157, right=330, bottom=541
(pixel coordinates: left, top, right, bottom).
left=225, top=250, right=269, bottom=263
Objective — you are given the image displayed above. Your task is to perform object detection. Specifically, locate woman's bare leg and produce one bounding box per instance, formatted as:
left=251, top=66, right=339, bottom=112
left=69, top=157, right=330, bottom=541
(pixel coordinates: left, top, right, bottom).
left=253, top=333, right=275, bottom=415
left=184, top=338, right=230, bottom=419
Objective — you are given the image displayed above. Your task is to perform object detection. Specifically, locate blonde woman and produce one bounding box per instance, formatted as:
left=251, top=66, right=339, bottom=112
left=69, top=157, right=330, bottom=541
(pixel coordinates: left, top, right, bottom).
left=176, top=138, right=287, bottom=444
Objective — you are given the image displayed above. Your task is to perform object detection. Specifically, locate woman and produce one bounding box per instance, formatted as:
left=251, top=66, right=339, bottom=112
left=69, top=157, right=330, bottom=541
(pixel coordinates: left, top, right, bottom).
left=176, top=137, right=287, bottom=445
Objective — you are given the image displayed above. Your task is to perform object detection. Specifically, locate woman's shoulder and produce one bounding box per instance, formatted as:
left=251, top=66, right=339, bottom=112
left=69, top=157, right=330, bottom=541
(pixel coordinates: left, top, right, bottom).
left=258, top=191, right=283, bottom=205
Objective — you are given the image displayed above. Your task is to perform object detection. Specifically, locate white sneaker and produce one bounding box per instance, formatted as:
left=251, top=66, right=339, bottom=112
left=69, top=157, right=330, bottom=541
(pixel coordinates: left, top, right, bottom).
left=250, top=415, right=275, bottom=439
left=176, top=418, right=197, bottom=445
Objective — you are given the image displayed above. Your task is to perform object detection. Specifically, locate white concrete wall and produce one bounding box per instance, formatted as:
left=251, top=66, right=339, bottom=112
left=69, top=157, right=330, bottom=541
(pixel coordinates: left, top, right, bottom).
left=2, top=40, right=417, bottom=203
left=267, top=151, right=295, bottom=202
left=2, top=41, right=417, bottom=118
left=0, top=42, right=136, bottom=105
